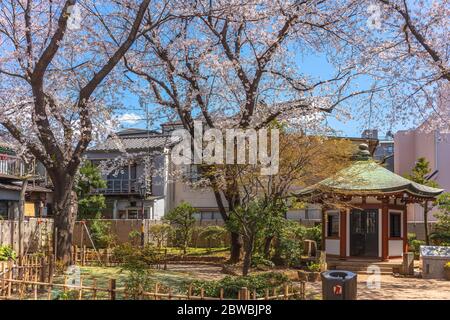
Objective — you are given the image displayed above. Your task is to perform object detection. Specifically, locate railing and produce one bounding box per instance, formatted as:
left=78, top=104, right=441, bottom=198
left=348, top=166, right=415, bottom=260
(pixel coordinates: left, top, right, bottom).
left=95, top=179, right=138, bottom=194
left=0, top=156, right=27, bottom=177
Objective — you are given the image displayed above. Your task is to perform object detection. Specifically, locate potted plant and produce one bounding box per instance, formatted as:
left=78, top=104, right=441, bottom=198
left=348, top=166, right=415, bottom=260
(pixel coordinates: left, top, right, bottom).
left=307, top=262, right=321, bottom=282
left=444, top=262, right=450, bottom=280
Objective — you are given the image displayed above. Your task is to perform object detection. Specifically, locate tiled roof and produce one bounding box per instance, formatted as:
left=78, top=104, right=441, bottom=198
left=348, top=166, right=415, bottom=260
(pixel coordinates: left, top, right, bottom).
left=89, top=134, right=179, bottom=152
left=297, top=159, right=444, bottom=198
left=0, top=182, right=52, bottom=193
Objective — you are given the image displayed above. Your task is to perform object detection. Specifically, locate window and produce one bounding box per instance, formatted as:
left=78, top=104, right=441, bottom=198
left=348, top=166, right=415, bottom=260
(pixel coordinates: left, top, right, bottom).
left=327, top=212, right=339, bottom=237
left=390, top=212, right=401, bottom=238
left=197, top=211, right=223, bottom=221
left=0, top=202, right=8, bottom=219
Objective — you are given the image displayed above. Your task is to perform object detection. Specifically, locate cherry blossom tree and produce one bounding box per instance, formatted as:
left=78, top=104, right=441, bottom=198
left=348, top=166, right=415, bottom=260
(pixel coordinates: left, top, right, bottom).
left=355, top=0, right=450, bottom=130
left=124, top=0, right=375, bottom=262
left=0, top=0, right=171, bottom=263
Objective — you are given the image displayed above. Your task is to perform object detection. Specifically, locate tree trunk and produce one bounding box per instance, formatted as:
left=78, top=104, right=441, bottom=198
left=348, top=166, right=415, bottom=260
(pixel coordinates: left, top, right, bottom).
left=230, top=231, right=242, bottom=263
left=242, top=237, right=254, bottom=276
left=211, top=188, right=243, bottom=263
left=424, top=201, right=430, bottom=245
left=263, top=236, right=274, bottom=259
left=53, top=189, right=78, bottom=265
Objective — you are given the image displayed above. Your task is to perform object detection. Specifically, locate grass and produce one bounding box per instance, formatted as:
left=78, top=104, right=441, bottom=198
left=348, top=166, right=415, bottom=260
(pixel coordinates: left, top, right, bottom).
left=46, top=265, right=204, bottom=299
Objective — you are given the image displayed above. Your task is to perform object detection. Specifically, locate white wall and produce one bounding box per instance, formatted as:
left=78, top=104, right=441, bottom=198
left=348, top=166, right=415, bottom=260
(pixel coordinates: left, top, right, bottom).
left=153, top=198, right=165, bottom=220
left=388, top=240, right=403, bottom=257
left=325, top=239, right=340, bottom=255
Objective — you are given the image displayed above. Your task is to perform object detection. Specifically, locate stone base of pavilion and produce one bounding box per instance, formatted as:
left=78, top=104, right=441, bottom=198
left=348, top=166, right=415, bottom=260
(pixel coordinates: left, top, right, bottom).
left=326, top=256, right=404, bottom=274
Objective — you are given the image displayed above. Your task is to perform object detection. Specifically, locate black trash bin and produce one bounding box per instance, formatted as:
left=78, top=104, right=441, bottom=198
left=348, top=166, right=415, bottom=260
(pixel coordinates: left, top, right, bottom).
left=321, top=270, right=357, bottom=300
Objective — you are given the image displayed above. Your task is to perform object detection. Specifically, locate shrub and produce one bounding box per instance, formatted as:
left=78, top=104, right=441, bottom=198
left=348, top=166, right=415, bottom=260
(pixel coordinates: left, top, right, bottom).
left=148, top=223, right=172, bottom=248
left=123, top=268, right=155, bottom=299
left=0, top=245, right=17, bottom=261
left=164, top=202, right=197, bottom=254
left=89, top=218, right=115, bottom=248
left=409, top=238, right=426, bottom=259
left=274, top=221, right=306, bottom=266
left=307, top=262, right=321, bottom=272
left=54, top=290, right=79, bottom=300
left=198, top=225, right=227, bottom=249
left=188, top=272, right=290, bottom=298
left=112, top=243, right=162, bottom=270
left=305, top=225, right=322, bottom=250
left=128, top=230, right=142, bottom=246
left=251, top=253, right=275, bottom=270
left=444, top=262, right=450, bottom=270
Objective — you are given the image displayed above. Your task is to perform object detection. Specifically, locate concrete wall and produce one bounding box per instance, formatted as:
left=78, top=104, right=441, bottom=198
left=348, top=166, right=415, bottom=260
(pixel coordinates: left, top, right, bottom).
left=422, top=256, right=448, bottom=279
left=395, top=128, right=450, bottom=223
left=407, top=222, right=437, bottom=240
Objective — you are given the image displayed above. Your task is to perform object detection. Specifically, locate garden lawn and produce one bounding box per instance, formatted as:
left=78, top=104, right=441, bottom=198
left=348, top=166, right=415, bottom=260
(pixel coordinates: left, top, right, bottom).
left=48, top=265, right=204, bottom=300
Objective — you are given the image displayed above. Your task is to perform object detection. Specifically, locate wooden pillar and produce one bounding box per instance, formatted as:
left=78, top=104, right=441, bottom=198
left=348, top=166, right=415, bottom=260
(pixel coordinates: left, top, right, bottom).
left=321, top=207, right=326, bottom=251
left=339, top=209, right=347, bottom=259
left=381, top=201, right=389, bottom=261
left=403, top=206, right=408, bottom=253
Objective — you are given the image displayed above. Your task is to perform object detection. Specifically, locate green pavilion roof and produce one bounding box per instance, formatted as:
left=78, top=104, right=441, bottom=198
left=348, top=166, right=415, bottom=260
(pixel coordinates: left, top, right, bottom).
left=297, top=144, right=444, bottom=199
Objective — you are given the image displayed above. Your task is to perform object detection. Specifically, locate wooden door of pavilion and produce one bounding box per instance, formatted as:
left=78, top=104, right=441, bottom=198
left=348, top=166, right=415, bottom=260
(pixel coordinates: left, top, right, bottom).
left=350, top=209, right=379, bottom=257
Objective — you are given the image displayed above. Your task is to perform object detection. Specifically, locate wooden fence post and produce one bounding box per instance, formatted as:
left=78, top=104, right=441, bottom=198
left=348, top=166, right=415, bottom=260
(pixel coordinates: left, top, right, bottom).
left=1, top=263, right=5, bottom=296
left=240, top=287, right=248, bottom=300
left=187, top=284, right=192, bottom=299
left=78, top=278, right=83, bottom=300
left=109, top=279, right=116, bottom=300
left=92, top=279, right=97, bottom=300
left=47, top=276, right=53, bottom=300
left=154, top=282, right=159, bottom=300
left=73, top=245, right=78, bottom=265
left=82, top=245, right=86, bottom=266
left=283, top=284, right=289, bottom=300
left=48, top=254, right=54, bottom=284
left=7, top=260, right=12, bottom=298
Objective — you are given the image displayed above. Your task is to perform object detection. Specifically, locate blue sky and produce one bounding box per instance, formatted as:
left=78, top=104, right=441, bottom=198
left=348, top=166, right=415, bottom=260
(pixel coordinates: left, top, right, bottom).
left=116, top=52, right=405, bottom=139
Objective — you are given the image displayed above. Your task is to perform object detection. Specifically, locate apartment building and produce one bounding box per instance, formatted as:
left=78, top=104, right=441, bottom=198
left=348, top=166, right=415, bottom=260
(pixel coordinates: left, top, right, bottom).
left=0, top=137, right=52, bottom=219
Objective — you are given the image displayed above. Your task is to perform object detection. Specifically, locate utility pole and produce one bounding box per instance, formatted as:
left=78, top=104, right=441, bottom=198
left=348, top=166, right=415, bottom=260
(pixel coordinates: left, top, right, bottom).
left=18, top=176, right=30, bottom=258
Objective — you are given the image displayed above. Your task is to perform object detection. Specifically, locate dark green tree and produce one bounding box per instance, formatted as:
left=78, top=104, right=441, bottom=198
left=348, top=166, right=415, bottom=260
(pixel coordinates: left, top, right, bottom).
left=164, top=202, right=197, bottom=254
left=227, top=200, right=282, bottom=276
left=404, top=157, right=439, bottom=245
left=75, top=161, right=107, bottom=220
left=430, top=193, right=450, bottom=245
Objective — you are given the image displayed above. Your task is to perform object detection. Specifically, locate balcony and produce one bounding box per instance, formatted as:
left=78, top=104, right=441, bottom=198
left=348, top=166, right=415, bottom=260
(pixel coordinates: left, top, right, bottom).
left=0, top=156, right=27, bottom=178
left=95, top=179, right=139, bottom=195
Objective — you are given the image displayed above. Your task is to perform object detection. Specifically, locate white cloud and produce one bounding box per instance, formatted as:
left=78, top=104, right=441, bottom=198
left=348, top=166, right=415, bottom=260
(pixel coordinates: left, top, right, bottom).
left=117, top=113, right=142, bottom=125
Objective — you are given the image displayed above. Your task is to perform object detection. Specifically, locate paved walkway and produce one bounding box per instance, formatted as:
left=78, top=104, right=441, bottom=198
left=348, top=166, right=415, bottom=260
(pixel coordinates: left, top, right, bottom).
left=305, top=274, right=450, bottom=300
left=164, top=263, right=450, bottom=299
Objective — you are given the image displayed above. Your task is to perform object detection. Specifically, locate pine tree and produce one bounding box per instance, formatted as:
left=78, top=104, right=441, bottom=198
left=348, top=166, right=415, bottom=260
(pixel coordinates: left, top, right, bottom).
left=75, top=161, right=107, bottom=220
left=405, top=157, right=439, bottom=245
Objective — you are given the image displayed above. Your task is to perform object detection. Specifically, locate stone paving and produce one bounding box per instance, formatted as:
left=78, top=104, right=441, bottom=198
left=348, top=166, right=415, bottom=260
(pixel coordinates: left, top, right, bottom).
left=305, top=274, right=450, bottom=300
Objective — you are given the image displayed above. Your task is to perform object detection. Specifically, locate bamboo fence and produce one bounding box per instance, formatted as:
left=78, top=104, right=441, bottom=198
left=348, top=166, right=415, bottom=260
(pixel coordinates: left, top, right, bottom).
left=0, top=256, right=306, bottom=301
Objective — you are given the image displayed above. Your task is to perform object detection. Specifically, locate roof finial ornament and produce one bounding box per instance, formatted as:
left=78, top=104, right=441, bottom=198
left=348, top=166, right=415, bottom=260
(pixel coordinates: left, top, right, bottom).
left=355, top=143, right=371, bottom=160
